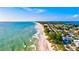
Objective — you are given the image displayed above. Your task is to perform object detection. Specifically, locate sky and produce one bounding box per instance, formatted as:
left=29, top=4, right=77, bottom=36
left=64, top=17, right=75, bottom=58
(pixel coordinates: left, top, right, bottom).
left=0, top=7, right=79, bottom=21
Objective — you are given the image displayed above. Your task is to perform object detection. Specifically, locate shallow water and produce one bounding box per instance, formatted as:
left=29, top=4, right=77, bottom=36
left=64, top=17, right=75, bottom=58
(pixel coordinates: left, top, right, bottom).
left=0, top=22, right=37, bottom=51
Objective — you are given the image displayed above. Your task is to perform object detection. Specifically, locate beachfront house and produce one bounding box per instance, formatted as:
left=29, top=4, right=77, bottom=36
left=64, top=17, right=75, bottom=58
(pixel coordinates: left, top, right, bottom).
left=74, top=40, right=79, bottom=47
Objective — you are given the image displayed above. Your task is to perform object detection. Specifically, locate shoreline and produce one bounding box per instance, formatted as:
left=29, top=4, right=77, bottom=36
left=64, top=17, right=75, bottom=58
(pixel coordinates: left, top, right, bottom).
left=34, top=22, right=53, bottom=51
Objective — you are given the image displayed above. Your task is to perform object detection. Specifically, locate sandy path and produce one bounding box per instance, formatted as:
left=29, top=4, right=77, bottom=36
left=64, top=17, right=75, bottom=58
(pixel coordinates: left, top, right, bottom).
left=35, top=22, right=53, bottom=51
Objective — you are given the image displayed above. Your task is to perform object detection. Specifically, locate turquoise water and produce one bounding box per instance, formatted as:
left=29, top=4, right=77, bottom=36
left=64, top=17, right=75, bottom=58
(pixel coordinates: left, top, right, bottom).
left=0, top=22, right=37, bottom=51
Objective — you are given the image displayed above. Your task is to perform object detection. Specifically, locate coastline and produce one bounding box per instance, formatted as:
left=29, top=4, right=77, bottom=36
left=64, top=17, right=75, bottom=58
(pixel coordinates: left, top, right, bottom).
left=34, top=22, right=53, bottom=51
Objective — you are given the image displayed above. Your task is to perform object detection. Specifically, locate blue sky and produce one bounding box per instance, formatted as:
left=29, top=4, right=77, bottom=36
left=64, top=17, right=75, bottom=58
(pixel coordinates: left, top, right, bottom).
left=0, top=7, right=79, bottom=21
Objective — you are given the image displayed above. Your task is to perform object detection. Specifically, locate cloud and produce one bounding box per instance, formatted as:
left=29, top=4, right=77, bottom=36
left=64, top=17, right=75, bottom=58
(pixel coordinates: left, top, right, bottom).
left=0, top=8, right=79, bottom=21
left=68, top=14, right=79, bottom=21
left=35, top=9, right=45, bottom=13
left=22, top=8, right=33, bottom=11
left=21, top=7, right=46, bottom=13
left=63, top=14, right=79, bottom=21
left=72, top=14, right=79, bottom=18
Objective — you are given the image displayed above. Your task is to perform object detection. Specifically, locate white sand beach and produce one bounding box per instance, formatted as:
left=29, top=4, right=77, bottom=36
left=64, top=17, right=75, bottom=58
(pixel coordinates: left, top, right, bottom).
left=35, top=22, right=53, bottom=51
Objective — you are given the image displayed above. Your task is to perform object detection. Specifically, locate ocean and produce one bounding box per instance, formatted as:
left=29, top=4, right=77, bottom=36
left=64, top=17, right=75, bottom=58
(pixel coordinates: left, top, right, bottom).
left=51, top=21, right=79, bottom=25
left=64, top=21, right=79, bottom=25
left=0, top=22, right=37, bottom=51
left=0, top=21, right=79, bottom=51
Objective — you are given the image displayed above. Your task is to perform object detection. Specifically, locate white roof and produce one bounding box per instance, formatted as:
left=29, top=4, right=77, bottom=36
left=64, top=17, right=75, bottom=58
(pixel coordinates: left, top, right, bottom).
left=74, top=40, right=79, bottom=47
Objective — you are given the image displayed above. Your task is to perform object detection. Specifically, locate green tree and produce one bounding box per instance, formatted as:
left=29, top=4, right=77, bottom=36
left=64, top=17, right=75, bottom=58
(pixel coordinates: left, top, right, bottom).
left=55, top=32, right=63, bottom=44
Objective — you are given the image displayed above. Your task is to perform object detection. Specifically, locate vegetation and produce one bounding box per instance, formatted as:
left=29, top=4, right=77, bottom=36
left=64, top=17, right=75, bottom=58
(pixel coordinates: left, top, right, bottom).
left=76, top=47, right=79, bottom=51
left=44, top=24, right=65, bottom=50
left=55, top=32, right=63, bottom=44
left=41, top=21, right=79, bottom=51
